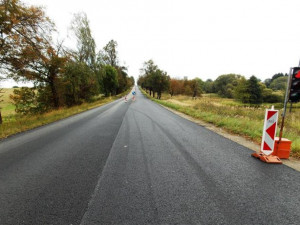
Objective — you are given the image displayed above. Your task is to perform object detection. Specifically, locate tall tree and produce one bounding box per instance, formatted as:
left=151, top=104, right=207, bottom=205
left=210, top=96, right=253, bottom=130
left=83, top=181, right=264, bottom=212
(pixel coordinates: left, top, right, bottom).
left=138, top=60, right=170, bottom=98
left=234, top=76, right=262, bottom=104
left=101, top=65, right=118, bottom=96
left=70, top=12, right=96, bottom=68
left=0, top=0, right=68, bottom=108
left=0, top=0, right=53, bottom=72
left=234, top=77, right=249, bottom=103
left=247, top=75, right=263, bottom=104
left=63, top=61, right=99, bottom=106
left=102, top=40, right=118, bottom=67
left=152, top=69, right=170, bottom=99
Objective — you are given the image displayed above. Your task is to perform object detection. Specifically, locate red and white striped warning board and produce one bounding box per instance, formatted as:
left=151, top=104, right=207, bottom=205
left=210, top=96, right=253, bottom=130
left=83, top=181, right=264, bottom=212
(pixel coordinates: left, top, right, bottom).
left=261, top=108, right=279, bottom=155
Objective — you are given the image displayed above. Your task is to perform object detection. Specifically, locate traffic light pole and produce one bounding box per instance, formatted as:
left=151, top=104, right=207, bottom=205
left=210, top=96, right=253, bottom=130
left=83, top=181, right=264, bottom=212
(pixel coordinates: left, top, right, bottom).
left=278, top=67, right=293, bottom=143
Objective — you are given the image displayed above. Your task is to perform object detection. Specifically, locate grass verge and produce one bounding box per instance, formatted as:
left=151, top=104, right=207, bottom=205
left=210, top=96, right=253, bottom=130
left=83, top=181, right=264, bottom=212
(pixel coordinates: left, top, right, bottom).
left=0, top=91, right=129, bottom=139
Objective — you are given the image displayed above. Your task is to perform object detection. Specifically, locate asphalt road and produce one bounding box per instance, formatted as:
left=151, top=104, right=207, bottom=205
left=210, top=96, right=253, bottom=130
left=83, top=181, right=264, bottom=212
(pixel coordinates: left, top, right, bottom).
left=0, top=88, right=300, bottom=225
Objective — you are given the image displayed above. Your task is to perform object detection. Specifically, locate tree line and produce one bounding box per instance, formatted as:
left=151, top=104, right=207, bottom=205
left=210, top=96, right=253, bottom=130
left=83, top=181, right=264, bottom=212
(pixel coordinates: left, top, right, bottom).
left=0, top=0, right=134, bottom=117
left=138, top=60, right=288, bottom=104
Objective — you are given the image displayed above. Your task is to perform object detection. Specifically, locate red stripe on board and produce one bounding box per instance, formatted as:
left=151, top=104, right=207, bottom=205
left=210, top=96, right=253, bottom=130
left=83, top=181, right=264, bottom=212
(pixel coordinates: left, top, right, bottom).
left=266, top=122, right=276, bottom=140
left=263, top=142, right=272, bottom=150
left=267, top=111, right=277, bottom=120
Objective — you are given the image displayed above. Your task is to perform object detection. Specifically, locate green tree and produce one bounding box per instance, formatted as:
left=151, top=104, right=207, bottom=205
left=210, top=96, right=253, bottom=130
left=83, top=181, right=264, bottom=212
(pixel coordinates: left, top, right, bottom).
left=70, top=12, right=96, bottom=68
left=152, top=69, right=170, bottom=99
left=9, top=42, right=68, bottom=108
left=139, top=60, right=158, bottom=96
left=235, top=76, right=262, bottom=104
left=10, top=87, right=37, bottom=114
left=63, top=61, right=99, bottom=106
left=264, top=78, right=272, bottom=88
left=213, top=74, right=242, bottom=98
left=203, top=79, right=214, bottom=93
left=234, top=77, right=249, bottom=103
left=101, top=65, right=118, bottom=96
left=138, top=60, right=169, bottom=98
left=102, top=40, right=118, bottom=67
left=248, top=76, right=263, bottom=104
left=269, top=76, right=288, bottom=91
left=262, top=87, right=283, bottom=103
left=190, top=78, right=203, bottom=98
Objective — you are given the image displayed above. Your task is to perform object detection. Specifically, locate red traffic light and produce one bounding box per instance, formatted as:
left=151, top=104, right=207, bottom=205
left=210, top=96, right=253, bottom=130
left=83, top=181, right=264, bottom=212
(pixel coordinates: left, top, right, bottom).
left=289, top=67, right=300, bottom=102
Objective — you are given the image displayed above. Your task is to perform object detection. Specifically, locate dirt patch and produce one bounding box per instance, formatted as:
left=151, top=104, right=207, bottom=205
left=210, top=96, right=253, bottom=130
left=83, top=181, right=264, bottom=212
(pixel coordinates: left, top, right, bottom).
left=162, top=105, right=300, bottom=172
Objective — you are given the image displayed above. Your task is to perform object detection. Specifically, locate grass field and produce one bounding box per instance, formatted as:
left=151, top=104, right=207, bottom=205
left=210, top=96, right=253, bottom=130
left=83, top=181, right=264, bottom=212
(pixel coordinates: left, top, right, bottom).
left=0, top=88, right=130, bottom=139
left=141, top=89, right=300, bottom=158
left=0, top=88, right=16, bottom=116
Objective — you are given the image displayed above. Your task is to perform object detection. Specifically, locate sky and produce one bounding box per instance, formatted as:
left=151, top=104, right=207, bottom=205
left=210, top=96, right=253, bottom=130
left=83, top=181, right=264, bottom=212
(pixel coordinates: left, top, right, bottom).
left=2, top=0, right=300, bottom=87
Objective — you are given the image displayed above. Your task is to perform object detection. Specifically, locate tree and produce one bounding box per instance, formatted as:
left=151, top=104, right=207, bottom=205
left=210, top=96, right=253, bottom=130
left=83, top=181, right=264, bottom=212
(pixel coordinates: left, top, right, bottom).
left=0, top=0, right=53, bottom=71
left=262, top=87, right=283, bottom=103
left=139, top=60, right=158, bottom=96
left=138, top=60, right=170, bottom=98
left=213, top=74, right=242, bottom=98
left=203, top=79, right=214, bottom=93
left=152, top=69, right=170, bottom=99
left=269, top=76, right=288, bottom=91
left=247, top=76, right=263, bottom=104
left=63, top=61, right=99, bottom=106
left=264, top=78, right=272, bottom=88
left=115, top=66, right=131, bottom=94
left=0, top=0, right=68, bottom=108
left=234, top=76, right=262, bottom=104
left=101, top=65, right=118, bottom=96
left=271, top=73, right=285, bottom=81
left=102, top=40, right=118, bottom=67
left=70, top=12, right=96, bottom=68
left=10, top=87, right=37, bottom=114
left=190, top=78, right=203, bottom=98
left=234, top=77, right=249, bottom=103
left=9, top=42, right=68, bottom=108
left=169, top=79, right=184, bottom=97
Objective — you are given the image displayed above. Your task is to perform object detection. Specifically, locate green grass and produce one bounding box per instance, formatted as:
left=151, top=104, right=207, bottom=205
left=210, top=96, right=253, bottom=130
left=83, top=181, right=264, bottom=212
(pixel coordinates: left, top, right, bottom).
left=141, top=89, right=300, bottom=158
left=0, top=89, right=130, bottom=139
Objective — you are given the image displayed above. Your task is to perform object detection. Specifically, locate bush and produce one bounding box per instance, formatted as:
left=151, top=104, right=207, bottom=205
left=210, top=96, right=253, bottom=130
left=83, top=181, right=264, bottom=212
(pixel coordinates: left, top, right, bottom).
left=10, top=87, right=37, bottom=115
left=262, top=88, right=284, bottom=103
left=10, top=87, right=53, bottom=115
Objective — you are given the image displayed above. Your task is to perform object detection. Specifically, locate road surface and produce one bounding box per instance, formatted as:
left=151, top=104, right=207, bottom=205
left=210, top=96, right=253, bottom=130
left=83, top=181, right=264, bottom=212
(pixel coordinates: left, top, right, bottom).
left=0, top=88, right=300, bottom=225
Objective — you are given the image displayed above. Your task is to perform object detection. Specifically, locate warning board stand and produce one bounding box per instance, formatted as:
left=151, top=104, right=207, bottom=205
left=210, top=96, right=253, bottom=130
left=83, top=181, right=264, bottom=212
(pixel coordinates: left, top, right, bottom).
left=252, top=106, right=282, bottom=164
left=252, top=152, right=282, bottom=164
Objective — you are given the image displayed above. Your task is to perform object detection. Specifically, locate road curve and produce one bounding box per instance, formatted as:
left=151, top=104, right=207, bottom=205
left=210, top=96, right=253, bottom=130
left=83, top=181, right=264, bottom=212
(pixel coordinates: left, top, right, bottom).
left=0, top=88, right=300, bottom=225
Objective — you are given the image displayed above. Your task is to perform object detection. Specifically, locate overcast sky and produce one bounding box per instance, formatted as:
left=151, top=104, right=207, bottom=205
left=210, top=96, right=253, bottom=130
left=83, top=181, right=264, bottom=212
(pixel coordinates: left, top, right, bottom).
left=2, top=0, right=300, bottom=87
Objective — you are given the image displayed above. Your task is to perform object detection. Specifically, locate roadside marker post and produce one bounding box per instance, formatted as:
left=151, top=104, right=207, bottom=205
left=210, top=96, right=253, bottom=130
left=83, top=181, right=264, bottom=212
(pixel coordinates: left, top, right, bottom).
left=261, top=106, right=278, bottom=155
left=252, top=106, right=282, bottom=164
